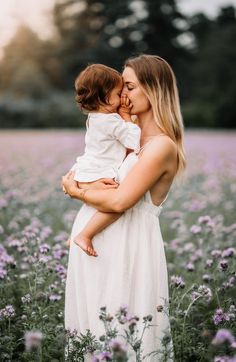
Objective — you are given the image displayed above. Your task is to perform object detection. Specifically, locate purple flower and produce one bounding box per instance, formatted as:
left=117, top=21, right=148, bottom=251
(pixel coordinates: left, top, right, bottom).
left=119, top=304, right=128, bottom=315
left=215, top=357, right=236, bottom=362
left=191, top=249, right=203, bottom=262
left=190, top=225, right=202, bottom=234
left=213, top=309, right=230, bottom=325
left=21, top=294, right=32, bottom=304
left=53, top=245, right=67, bottom=259
left=0, top=198, right=8, bottom=208
left=95, top=351, right=112, bottom=361
left=211, top=250, right=222, bottom=258
left=170, top=275, right=185, bottom=288
left=55, top=264, right=67, bottom=280
left=65, top=328, right=78, bottom=338
left=222, top=248, right=235, bottom=258
left=49, top=294, right=61, bottom=302
left=0, top=305, right=15, bottom=319
left=186, top=262, right=195, bottom=271
left=205, top=259, right=213, bottom=268
left=202, top=274, right=212, bottom=283
left=212, top=329, right=235, bottom=345
left=39, top=243, right=51, bottom=254
left=8, top=239, right=22, bottom=247
left=109, top=338, right=128, bottom=353
left=40, top=226, right=52, bottom=241
left=198, top=215, right=212, bottom=224
left=54, top=231, right=68, bottom=242
left=219, top=259, right=228, bottom=271
left=191, top=285, right=212, bottom=302
left=229, top=305, right=236, bottom=313
left=228, top=277, right=236, bottom=286
left=24, top=330, right=43, bottom=352
left=39, top=255, right=52, bottom=263
left=0, top=267, right=7, bottom=279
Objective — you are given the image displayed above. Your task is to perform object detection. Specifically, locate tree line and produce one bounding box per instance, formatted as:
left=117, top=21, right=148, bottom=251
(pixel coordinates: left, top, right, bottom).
left=0, top=0, right=235, bottom=128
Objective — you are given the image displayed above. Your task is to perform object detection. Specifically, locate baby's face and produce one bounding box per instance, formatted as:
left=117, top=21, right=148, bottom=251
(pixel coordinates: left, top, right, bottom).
left=107, top=82, right=123, bottom=112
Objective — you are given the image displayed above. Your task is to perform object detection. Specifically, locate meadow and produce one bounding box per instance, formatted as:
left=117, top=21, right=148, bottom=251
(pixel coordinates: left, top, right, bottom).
left=0, top=130, right=235, bottom=361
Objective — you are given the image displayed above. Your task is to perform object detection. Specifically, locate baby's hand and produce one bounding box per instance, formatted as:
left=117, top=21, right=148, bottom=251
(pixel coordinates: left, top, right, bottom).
left=118, top=95, right=132, bottom=121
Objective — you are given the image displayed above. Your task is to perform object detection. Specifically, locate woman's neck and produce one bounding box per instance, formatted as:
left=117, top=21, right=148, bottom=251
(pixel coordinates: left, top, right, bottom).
left=136, top=110, right=164, bottom=145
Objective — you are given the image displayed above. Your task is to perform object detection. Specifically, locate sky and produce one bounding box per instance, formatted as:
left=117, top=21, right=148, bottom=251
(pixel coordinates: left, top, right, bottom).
left=0, top=0, right=235, bottom=58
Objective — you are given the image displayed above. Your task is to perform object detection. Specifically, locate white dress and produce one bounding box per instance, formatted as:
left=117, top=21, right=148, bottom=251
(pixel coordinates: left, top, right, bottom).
left=65, top=151, right=174, bottom=361
left=71, top=112, right=141, bottom=182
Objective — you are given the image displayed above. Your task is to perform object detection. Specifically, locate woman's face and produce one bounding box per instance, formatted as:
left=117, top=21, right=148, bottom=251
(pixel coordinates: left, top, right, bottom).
left=122, top=66, right=151, bottom=115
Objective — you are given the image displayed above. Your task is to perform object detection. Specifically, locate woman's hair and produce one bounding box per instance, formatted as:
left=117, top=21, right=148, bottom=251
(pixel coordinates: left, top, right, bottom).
left=124, top=54, right=186, bottom=176
left=75, top=64, right=122, bottom=112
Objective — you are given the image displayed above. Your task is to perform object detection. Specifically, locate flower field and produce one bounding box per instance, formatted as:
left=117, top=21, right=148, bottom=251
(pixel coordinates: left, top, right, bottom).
left=0, top=130, right=235, bottom=361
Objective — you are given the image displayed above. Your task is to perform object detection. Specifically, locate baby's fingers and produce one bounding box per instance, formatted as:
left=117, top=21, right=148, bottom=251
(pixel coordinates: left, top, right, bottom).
left=125, top=96, right=130, bottom=106
left=104, top=184, right=118, bottom=189
left=121, top=95, right=127, bottom=106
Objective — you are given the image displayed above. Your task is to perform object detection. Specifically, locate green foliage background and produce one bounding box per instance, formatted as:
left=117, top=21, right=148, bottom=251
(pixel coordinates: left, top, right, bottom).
left=0, top=0, right=235, bottom=128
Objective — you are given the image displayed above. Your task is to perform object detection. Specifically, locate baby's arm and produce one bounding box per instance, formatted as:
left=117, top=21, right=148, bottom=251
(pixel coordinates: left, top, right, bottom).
left=73, top=210, right=123, bottom=257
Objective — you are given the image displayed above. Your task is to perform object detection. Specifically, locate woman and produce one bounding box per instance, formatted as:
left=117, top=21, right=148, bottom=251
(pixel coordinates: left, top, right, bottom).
left=62, top=54, right=186, bottom=361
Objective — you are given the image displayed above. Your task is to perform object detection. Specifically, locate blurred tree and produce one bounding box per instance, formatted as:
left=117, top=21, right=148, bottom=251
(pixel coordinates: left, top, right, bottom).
left=53, top=0, right=138, bottom=85
left=186, top=6, right=236, bottom=128
left=0, top=26, right=61, bottom=98
left=52, top=0, right=188, bottom=88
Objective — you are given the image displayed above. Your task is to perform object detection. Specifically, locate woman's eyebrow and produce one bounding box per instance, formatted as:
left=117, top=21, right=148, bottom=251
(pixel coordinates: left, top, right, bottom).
left=125, top=81, right=135, bottom=85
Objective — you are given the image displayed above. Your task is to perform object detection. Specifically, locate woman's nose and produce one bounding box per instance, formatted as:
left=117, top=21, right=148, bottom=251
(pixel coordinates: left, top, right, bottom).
left=121, top=89, right=128, bottom=97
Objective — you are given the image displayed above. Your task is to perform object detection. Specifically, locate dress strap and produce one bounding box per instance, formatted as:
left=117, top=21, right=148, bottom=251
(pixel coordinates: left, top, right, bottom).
left=159, top=192, right=169, bottom=207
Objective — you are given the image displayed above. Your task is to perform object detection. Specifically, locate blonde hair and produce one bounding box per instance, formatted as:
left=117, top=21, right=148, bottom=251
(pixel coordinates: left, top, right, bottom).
left=125, top=54, right=186, bottom=176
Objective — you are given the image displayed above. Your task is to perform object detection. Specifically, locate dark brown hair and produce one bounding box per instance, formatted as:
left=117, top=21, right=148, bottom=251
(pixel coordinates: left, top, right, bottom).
left=75, top=64, right=122, bottom=112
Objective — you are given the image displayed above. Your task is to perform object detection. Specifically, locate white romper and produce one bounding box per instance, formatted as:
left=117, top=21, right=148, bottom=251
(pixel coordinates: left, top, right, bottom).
left=71, top=112, right=141, bottom=182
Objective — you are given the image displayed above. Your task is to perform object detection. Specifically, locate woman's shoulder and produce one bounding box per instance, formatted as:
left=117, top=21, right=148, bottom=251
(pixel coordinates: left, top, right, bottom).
left=141, top=135, right=177, bottom=161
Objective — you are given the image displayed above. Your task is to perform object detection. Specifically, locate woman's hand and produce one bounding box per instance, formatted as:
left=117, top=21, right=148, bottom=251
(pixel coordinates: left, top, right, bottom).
left=62, top=172, right=119, bottom=198
left=62, top=171, right=78, bottom=197
left=118, top=95, right=132, bottom=121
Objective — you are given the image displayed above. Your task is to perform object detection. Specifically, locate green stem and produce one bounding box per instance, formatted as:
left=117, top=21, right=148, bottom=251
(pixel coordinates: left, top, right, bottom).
left=176, top=284, right=196, bottom=312
left=182, top=295, right=202, bottom=333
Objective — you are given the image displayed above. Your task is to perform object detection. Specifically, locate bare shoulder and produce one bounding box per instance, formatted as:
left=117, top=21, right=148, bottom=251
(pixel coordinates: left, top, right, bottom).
left=141, top=136, right=177, bottom=162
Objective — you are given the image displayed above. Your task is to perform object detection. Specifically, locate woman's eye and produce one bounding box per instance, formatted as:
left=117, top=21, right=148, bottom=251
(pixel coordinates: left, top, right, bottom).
left=127, top=87, right=133, bottom=91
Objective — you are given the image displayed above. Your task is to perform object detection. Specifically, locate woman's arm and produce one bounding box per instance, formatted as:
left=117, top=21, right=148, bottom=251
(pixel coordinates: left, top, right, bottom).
left=62, top=138, right=177, bottom=213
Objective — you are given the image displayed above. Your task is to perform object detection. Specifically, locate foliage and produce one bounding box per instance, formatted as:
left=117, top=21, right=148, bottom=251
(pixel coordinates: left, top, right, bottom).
left=0, top=130, right=236, bottom=361
left=0, top=2, right=235, bottom=128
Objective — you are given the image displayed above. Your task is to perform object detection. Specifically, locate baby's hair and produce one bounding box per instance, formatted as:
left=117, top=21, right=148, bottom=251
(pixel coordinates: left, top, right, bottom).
left=75, top=64, right=122, bottom=112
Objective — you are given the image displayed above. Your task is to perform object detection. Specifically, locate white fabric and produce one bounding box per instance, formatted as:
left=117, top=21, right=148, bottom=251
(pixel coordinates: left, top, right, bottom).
left=65, top=152, right=174, bottom=361
left=71, top=112, right=141, bottom=182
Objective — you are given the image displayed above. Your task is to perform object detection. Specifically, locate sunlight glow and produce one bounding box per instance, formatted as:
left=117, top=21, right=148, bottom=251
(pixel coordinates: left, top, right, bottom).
left=0, top=0, right=55, bottom=58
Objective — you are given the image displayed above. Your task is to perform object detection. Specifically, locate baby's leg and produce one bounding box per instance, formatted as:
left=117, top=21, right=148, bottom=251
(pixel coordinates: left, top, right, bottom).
left=74, top=211, right=122, bottom=257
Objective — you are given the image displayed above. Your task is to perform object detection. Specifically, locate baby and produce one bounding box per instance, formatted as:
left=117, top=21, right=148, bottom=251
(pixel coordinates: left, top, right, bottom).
left=67, top=64, right=141, bottom=256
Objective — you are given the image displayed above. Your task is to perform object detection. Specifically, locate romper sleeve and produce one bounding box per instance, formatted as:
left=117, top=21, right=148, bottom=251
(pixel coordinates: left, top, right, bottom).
left=108, top=114, right=141, bottom=152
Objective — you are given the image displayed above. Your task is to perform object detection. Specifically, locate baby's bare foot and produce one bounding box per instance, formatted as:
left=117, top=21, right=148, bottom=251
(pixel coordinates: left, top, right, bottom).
left=73, top=233, right=98, bottom=257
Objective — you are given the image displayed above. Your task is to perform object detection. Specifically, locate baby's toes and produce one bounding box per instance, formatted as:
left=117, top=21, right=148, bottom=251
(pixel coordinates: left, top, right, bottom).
left=87, top=247, right=93, bottom=255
